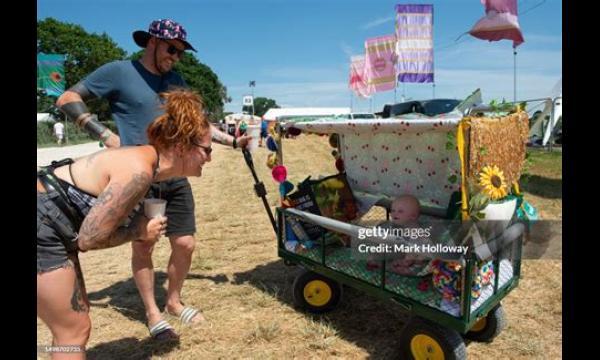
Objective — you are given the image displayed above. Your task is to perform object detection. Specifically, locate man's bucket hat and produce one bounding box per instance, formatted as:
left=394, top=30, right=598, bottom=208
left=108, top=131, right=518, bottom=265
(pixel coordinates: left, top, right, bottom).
left=133, top=19, right=197, bottom=52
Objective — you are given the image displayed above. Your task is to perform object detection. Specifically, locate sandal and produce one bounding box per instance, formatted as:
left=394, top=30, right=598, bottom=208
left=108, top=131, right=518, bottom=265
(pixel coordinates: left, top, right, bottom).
left=166, top=306, right=205, bottom=325
left=148, top=319, right=179, bottom=341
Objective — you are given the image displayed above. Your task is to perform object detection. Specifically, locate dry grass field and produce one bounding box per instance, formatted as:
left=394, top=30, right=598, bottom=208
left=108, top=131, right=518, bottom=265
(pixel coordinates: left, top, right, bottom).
left=37, top=135, right=562, bottom=359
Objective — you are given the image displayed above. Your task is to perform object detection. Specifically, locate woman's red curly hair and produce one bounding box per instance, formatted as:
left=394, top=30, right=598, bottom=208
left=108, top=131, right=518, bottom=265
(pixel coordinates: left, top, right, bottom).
left=147, top=88, right=210, bottom=151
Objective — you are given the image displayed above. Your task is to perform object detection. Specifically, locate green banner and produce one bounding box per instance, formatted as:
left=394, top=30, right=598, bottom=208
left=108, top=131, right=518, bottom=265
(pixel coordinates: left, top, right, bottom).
left=37, top=53, right=66, bottom=97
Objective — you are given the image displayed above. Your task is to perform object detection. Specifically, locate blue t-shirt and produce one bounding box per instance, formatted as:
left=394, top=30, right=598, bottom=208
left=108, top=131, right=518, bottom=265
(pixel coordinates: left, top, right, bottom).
left=83, top=60, right=187, bottom=146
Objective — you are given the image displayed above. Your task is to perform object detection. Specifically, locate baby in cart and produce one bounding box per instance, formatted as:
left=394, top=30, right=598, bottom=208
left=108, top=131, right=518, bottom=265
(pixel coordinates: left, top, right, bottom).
left=378, top=195, right=432, bottom=276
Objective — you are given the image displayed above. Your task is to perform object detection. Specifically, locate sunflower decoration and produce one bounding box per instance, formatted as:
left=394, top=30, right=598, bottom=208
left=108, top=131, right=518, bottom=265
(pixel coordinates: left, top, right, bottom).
left=478, top=165, right=508, bottom=200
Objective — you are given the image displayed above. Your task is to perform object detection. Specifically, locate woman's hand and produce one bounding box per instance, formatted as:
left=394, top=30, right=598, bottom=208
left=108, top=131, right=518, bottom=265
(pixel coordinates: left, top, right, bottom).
left=138, top=215, right=168, bottom=242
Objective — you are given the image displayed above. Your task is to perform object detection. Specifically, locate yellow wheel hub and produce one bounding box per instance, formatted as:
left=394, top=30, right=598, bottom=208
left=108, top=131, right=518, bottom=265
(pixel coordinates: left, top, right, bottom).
left=303, top=280, right=332, bottom=307
left=410, top=334, right=445, bottom=360
left=471, top=317, right=487, bottom=332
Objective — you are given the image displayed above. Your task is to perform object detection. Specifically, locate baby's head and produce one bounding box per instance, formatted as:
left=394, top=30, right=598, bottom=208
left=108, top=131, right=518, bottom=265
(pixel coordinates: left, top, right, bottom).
left=390, top=195, right=421, bottom=226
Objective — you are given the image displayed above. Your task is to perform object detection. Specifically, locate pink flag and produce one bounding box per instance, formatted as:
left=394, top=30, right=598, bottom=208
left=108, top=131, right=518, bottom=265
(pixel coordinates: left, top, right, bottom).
left=364, top=34, right=398, bottom=93
left=469, top=0, right=524, bottom=47
left=349, top=55, right=372, bottom=98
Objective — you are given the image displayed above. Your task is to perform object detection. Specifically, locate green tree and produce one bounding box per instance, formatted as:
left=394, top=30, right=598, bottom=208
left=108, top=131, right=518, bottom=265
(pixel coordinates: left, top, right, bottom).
left=37, top=18, right=127, bottom=120
left=243, top=97, right=280, bottom=117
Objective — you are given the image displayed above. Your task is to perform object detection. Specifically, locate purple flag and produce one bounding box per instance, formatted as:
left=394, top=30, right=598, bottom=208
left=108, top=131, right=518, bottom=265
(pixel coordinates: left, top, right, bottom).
left=364, top=34, right=398, bottom=93
left=469, top=0, right=524, bottom=47
left=395, top=4, right=434, bottom=83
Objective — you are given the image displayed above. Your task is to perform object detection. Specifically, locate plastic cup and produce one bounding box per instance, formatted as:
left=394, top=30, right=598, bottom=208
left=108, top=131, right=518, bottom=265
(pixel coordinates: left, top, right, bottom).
left=144, top=199, right=167, bottom=219
left=246, top=124, right=261, bottom=152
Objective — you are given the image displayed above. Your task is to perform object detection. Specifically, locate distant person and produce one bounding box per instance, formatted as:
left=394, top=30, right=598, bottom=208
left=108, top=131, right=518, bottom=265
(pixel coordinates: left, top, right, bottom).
left=53, top=121, right=65, bottom=146
left=56, top=18, right=250, bottom=340
left=259, top=119, right=268, bottom=147
left=38, top=90, right=213, bottom=355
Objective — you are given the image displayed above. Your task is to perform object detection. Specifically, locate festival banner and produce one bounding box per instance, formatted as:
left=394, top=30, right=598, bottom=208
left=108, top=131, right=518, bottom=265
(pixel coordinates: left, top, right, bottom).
left=363, top=34, right=398, bottom=93
left=37, top=53, right=66, bottom=97
left=395, top=4, right=434, bottom=83
left=349, top=55, right=372, bottom=98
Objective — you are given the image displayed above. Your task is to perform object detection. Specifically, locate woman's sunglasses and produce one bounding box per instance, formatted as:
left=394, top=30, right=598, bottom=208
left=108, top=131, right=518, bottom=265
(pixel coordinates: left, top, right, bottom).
left=192, top=139, right=212, bottom=156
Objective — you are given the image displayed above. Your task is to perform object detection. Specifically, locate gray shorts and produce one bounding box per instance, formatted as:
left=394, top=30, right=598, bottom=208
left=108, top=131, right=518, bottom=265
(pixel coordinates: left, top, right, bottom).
left=148, top=177, right=196, bottom=237
left=37, top=177, right=196, bottom=273
left=37, top=191, right=79, bottom=273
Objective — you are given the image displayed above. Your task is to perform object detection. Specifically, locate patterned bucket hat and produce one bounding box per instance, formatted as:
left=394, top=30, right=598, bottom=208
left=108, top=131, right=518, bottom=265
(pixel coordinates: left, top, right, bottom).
left=133, top=19, right=197, bottom=52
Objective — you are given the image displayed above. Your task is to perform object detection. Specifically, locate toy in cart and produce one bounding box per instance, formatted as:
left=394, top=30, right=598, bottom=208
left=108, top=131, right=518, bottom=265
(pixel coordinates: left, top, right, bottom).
left=242, top=101, right=536, bottom=359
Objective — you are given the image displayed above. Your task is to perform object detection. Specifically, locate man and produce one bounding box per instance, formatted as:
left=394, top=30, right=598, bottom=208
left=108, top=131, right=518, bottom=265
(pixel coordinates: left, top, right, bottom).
left=53, top=120, right=64, bottom=145
left=56, top=19, right=249, bottom=340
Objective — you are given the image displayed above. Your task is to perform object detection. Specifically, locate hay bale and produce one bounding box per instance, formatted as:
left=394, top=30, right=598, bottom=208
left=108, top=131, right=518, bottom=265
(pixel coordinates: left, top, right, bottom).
left=467, top=112, right=529, bottom=185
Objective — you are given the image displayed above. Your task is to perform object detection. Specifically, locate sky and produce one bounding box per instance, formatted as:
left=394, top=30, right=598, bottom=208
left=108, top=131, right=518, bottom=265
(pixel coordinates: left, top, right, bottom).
left=37, top=0, right=562, bottom=114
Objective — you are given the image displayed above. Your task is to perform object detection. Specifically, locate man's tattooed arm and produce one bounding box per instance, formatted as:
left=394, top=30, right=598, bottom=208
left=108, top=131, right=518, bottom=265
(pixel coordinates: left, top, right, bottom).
left=68, top=81, right=96, bottom=102
left=210, top=124, right=234, bottom=146
left=77, top=172, right=152, bottom=251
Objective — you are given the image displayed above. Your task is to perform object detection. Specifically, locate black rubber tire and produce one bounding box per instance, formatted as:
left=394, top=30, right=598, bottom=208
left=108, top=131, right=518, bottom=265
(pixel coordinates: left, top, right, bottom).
left=283, top=259, right=297, bottom=267
left=292, top=269, right=342, bottom=314
left=465, top=304, right=506, bottom=343
left=399, top=317, right=467, bottom=360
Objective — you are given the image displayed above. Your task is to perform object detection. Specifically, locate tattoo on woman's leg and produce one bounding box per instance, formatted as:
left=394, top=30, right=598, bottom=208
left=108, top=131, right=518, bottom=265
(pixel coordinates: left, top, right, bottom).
left=70, top=259, right=88, bottom=312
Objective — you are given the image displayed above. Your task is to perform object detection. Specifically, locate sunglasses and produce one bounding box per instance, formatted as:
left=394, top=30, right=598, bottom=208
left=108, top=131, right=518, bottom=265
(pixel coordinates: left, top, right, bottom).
left=164, top=41, right=185, bottom=57
left=192, top=139, right=212, bottom=156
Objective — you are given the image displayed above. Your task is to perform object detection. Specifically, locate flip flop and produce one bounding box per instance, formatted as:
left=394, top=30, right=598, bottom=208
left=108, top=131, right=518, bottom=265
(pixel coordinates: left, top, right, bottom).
left=166, top=306, right=205, bottom=325
left=148, top=319, right=179, bottom=341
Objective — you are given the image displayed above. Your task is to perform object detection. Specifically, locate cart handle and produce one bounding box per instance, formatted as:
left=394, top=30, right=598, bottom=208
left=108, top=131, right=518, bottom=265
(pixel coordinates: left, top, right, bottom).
left=242, top=149, right=278, bottom=235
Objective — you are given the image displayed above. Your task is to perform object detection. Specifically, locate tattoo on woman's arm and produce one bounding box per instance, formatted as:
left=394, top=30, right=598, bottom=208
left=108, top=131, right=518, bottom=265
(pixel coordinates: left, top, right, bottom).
left=78, top=172, right=151, bottom=250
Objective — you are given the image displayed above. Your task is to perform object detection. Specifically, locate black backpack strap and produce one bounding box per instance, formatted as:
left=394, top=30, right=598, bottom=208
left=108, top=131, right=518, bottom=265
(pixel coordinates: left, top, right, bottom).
left=49, top=158, right=75, bottom=169
left=38, top=167, right=83, bottom=230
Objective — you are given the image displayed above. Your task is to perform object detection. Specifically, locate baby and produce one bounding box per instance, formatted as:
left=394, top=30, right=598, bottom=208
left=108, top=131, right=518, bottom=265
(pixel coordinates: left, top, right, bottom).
left=385, top=195, right=431, bottom=276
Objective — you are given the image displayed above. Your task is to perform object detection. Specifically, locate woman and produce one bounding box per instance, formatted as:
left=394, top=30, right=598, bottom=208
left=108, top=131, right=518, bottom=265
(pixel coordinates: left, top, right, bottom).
left=37, top=89, right=212, bottom=358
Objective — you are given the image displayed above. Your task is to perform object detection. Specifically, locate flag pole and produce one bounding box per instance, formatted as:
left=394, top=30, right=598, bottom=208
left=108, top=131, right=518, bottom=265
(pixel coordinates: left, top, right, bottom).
left=433, top=83, right=436, bottom=99
left=513, top=46, right=517, bottom=103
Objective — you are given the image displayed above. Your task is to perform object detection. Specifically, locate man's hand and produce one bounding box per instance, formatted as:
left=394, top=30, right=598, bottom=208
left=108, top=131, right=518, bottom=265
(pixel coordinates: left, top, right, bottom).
left=236, top=134, right=252, bottom=149
left=103, top=132, right=121, bottom=148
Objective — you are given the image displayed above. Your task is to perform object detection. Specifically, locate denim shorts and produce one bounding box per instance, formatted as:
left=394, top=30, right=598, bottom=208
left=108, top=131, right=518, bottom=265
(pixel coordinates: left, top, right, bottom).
left=147, top=177, right=196, bottom=237
left=37, top=191, right=79, bottom=273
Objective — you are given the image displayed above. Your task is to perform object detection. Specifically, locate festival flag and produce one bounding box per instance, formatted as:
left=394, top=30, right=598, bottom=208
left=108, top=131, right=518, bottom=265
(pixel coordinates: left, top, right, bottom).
left=395, top=4, right=434, bottom=83
left=469, top=0, right=524, bottom=47
left=363, top=34, right=398, bottom=93
left=349, top=55, right=372, bottom=98
left=37, top=53, right=66, bottom=97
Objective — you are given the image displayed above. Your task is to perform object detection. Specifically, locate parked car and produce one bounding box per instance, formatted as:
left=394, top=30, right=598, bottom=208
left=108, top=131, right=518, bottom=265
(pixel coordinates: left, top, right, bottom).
left=378, top=99, right=461, bottom=118
left=336, top=112, right=377, bottom=120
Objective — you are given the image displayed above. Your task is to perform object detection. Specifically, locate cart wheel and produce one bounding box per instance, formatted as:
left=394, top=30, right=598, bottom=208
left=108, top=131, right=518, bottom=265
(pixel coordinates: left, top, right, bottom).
left=465, top=304, right=506, bottom=343
left=284, top=259, right=297, bottom=266
left=400, top=317, right=466, bottom=360
left=292, top=269, right=342, bottom=314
